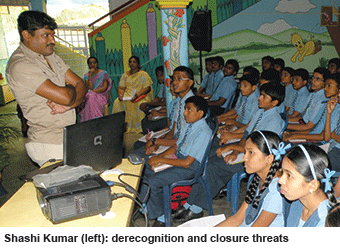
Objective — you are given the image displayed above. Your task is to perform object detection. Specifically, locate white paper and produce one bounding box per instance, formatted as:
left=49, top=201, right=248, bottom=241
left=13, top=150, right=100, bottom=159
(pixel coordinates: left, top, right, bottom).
left=153, top=164, right=173, bottom=173
left=177, top=214, right=226, bottom=227
left=138, top=128, right=170, bottom=142
left=153, top=145, right=170, bottom=154
left=221, top=151, right=244, bottom=165
left=216, top=133, right=241, bottom=144
left=122, top=89, right=136, bottom=101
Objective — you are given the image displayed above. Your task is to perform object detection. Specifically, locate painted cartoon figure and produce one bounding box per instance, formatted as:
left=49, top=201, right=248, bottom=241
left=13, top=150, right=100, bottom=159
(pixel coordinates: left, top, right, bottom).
left=291, top=33, right=322, bottom=63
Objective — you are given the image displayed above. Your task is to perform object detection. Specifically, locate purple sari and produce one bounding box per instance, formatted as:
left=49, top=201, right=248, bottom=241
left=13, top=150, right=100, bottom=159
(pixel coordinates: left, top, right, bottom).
left=79, top=70, right=112, bottom=122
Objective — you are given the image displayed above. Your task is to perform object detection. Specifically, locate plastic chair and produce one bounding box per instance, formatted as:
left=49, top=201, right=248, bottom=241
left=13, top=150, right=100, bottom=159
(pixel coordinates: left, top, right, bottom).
left=162, top=117, right=219, bottom=227
left=225, top=171, right=247, bottom=215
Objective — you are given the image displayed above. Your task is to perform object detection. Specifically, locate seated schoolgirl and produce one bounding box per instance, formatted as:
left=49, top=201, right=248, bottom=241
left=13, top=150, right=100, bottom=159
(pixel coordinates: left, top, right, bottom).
left=279, top=144, right=337, bottom=227
left=326, top=200, right=340, bottom=227
left=215, top=131, right=289, bottom=227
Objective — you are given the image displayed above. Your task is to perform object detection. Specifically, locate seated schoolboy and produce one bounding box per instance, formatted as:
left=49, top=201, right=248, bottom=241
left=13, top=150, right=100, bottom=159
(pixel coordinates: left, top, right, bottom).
left=196, top=57, right=215, bottom=97
left=328, top=57, right=340, bottom=75
left=286, top=67, right=329, bottom=133
left=283, top=73, right=340, bottom=144
left=207, top=59, right=239, bottom=117
left=281, top=67, right=296, bottom=113
left=286, top=68, right=310, bottom=117
left=273, top=58, right=285, bottom=73
left=203, top=56, right=225, bottom=100
left=218, top=74, right=259, bottom=129
left=139, top=95, right=213, bottom=226
left=217, top=66, right=259, bottom=124
left=142, top=66, right=195, bottom=155
left=173, top=83, right=286, bottom=222
left=261, top=55, right=275, bottom=72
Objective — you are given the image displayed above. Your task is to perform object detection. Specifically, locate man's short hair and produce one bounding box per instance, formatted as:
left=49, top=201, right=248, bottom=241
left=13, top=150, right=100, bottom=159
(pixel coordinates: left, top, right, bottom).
left=185, top=95, right=208, bottom=118
left=260, top=68, right=281, bottom=82
left=212, top=56, right=225, bottom=67
left=260, top=81, right=285, bottom=106
left=173, top=66, right=194, bottom=80
left=225, top=59, right=240, bottom=75
left=18, top=10, right=57, bottom=41
left=291, top=68, right=310, bottom=81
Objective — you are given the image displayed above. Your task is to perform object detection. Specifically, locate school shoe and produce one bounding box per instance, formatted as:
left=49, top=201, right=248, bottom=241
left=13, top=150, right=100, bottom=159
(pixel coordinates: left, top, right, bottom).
left=173, top=209, right=204, bottom=223
left=172, top=206, right=187, bottom=219
left=152, top=220, right=165, bottom=227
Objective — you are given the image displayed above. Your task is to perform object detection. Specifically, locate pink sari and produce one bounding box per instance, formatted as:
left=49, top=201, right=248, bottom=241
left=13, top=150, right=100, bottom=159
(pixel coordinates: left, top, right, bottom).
left=79, top=70, right=112, bottom=122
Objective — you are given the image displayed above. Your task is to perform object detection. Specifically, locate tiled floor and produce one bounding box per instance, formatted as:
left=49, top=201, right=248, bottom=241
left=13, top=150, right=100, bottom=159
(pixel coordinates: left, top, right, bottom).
left=0, top=100, right=247, bottom=226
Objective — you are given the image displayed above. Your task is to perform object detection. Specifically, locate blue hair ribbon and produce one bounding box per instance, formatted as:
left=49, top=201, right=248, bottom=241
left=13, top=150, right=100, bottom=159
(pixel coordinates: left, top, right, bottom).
left=321, top=168, right=336, bottom=192
left=271, top=142, right=291, bottom=161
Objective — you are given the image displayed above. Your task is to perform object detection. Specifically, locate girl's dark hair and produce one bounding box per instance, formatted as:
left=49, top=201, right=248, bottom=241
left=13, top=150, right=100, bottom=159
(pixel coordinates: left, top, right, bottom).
left=326, top=202, right=340, bottom=227
left=18, top=10, right=57, bottom=42
left=285, top=144, right=337, bottom=206
left=244, top=130, right=282, bottom=209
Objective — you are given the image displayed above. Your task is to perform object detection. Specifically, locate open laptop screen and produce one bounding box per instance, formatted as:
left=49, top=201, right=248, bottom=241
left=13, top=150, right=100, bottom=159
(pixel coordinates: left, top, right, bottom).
left=63, top=111, right=126, bottom=172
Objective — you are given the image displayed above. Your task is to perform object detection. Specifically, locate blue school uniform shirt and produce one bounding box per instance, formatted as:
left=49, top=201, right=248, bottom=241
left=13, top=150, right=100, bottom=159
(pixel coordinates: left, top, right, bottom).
left=289, top=86, right=310, bottom=115
left=156, top=83, right=166, bottom=99
left=327, top=104, right=340, bottom=149
left=173, top=90, right=194, bottom=137
left=201, top=73, right=215, bottom=95
left=301, top=89, right=327, bottom=130
left=283, top=84, right=296, bottom=111
left=168, top=96, right=179, bottom=130
left=235, top=89, right=260, bottom=124
left=212, top=70, right=224, bottom=94
left=210, top=75, right=237, bottom=109
left=240, top=178, right=285, bottom=227
left=176, top=118, right=212, bottom=164
left=285, top=199, right=329, bottom=227
left=244, top=106, right=285, bottom=137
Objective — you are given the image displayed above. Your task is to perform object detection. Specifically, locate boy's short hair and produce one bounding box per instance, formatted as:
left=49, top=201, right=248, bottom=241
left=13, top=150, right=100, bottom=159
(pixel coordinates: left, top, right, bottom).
left=259, top=82, right=285, bottom=106
left=155, top=66, right=164, bottom=74
left=173, top=66, right=194, bottom=80
left=225, top=59, right=240, bottom=75
left=18, top=10, right=57, bottom=41
left=213, top=56, right=225, bottom=67
left=262, top=55, right=275, bottom=64
left=260, top=68, right=281, bottom=82
left=205, top=57, right=214, bottom=63
left=243, top=66, right=260, bottom=81
left=313, top=67, right=329, bottom=80
left=326, top=73, right=340, bottom=89
left=239, top=74, right=258, bottom=86
left=291, top=68, right=310, bottom=81
left=185, top=95, right=208, bottom=118
left=282, top=67, right=294, bottom=76
left=328, top=58, right=340, bottom=69
left=274, top=58, right=285, bottom=69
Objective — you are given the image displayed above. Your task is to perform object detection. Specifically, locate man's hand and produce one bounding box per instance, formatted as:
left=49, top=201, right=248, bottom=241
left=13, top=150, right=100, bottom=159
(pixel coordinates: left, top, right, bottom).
left=47, top=100, right=72, bottom=114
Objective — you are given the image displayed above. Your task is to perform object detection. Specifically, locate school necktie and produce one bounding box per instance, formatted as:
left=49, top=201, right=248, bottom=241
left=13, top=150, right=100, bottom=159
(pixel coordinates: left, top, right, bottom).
left=310, top=106, right=327, bottom=133
left=252, top=113, right=263, bottom=132
left=178, top=123, right=193, bottom=153
left=301, top=94, right=314, bottom=117
left=291, top=91, right=298, bottom=113
left=174, top=101, right=183, bottom=138
left=238, top=97, right=247, bottom=123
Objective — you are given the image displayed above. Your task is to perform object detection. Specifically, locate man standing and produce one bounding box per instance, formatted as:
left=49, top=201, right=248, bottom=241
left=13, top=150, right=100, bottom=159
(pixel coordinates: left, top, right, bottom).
left=6, top=10, right=87, bottom=166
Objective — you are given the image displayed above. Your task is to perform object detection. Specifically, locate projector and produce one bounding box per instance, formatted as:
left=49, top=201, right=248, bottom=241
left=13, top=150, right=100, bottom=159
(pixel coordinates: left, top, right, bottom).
left=36, top=175, right=112, bottom=224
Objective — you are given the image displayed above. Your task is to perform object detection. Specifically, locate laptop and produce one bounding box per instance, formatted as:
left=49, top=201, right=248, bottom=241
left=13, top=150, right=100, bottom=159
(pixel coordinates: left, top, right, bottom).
left=20, top=111, right=126, bottom=181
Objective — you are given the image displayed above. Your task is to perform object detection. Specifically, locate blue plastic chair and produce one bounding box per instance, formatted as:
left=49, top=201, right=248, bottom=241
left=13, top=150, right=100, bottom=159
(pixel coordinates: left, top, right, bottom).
left=225, top=171, right=247, bottom=215
left=162, top=117, right=219, bottom=227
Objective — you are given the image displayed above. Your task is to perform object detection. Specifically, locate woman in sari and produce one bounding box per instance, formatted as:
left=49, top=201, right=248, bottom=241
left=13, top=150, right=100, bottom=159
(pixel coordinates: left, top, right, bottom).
left=112, top=56, right=153, bottom=133
left=79, top=57, right=112, bottom=122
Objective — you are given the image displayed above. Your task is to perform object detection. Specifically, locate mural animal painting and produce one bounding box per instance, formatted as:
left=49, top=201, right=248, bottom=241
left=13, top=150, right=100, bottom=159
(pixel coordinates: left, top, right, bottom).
left=291, top=33, right=322, bottom=63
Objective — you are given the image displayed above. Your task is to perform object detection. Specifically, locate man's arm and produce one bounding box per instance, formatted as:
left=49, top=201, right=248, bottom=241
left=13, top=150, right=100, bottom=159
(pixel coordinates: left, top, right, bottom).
left=36, top=69, right=87, bottom=108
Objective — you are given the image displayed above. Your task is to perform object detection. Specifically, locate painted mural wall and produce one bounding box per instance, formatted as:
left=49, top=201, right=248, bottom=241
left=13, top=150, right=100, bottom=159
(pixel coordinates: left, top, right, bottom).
left=88, top=0, right=339, bottom=106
